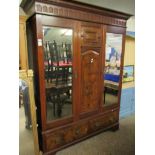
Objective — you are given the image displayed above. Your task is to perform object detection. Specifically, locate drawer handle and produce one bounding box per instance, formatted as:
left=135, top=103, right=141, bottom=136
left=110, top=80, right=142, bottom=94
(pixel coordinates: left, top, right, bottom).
left=109, top=117, right=114, bottom=122
left=75, top=129, right=80, bottom=135
left=95, top=122, right=100, bottom=127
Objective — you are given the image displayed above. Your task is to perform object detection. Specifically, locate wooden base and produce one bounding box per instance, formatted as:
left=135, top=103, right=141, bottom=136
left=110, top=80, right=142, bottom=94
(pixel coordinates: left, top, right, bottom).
left=110, top=124, right=119, bottom=132
left=42, top=123, right=119, bottom=155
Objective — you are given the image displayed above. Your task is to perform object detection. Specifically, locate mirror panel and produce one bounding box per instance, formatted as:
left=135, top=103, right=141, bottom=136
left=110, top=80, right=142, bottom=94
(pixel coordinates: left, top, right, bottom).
left=19, top=79, right=32, bottom=128
left=103, top=33, right=123, bottom=106
left=43, top=26, right=73, bottom=121
left=19, top=78, right=34, bottom=154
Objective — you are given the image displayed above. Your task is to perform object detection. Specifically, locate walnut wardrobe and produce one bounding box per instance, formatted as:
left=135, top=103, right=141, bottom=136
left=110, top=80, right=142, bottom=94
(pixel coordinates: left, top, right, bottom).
left=21, top=0, right=131, bottom=154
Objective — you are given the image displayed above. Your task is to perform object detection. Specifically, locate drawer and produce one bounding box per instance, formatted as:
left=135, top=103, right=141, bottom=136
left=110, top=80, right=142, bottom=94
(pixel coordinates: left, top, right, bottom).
left=45, top=130, right=64, bottom=151
left=89, top=110, right=118, bottom=131
left=44, top=109, right=119, bottom=152
left=44, top=122, right=89, bottom=152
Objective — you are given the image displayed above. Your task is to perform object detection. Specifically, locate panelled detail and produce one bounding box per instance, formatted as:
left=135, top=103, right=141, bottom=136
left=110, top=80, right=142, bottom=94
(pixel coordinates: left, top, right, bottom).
left=35, top=2, right=126, bottom=27
left=44, top=109, right=118, bottom=152
left=80, top=24, right=102, bottom=47
left=80, top=22, right=102, bottom=114
left=81, top=50, right=100, bottom=113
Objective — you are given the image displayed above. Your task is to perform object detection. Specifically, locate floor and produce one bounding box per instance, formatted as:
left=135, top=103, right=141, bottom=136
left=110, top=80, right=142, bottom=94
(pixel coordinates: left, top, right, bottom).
left=19, top=106, right=33, bottom=155
left=47, top=102, right=72, bottom=121
left=19, top=106, right=135, bottom=155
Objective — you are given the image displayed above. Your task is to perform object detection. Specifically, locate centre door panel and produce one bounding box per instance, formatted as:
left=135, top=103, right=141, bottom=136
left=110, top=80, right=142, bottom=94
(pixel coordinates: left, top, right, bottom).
left=80, top=22, right=102, bottom=116
left=81, top=50, right=100, bottom=113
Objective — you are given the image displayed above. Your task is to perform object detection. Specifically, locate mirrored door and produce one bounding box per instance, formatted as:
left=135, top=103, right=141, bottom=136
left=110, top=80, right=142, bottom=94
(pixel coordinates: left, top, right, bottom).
left=103, top=33, right=123, bottom=106
left=42, top=26, right=73, bottom=121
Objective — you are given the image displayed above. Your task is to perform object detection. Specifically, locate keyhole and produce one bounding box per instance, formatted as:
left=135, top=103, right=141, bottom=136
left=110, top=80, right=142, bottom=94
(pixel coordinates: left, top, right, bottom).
left=90, top=58, right=94, bottom=63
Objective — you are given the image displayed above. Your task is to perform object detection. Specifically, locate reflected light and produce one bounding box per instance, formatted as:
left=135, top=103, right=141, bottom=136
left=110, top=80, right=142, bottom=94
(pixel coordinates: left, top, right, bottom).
left=61, top=29, right=72, bottom=36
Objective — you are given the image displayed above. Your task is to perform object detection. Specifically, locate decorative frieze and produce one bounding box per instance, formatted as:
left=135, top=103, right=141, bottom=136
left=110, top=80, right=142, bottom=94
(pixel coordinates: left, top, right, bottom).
left=35, top=2, right=126, bottom=27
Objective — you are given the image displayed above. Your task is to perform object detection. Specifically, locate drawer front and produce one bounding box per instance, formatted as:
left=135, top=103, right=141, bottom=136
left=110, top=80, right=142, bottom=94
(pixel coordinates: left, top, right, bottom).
left=44, top=109, right=119, bottom=152
left=89, top=110, right=118, bottom=131
left=45, top=123, right=89, bottom=151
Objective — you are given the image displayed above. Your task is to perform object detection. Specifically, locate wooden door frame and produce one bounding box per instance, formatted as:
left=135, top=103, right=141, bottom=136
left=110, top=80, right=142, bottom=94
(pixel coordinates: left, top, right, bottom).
left=35, top=14, right=79, bottom=130
left=102, top=25, right=126, bottom=112
left=19, top=16, right=28, bottom=70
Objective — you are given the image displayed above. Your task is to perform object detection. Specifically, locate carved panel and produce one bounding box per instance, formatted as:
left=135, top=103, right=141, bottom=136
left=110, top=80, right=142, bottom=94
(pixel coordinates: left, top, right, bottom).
left=45, top=122, right=89, bottom=152
left=74, top=124, right=88, bottom=139
left=46, top=131, right=64, bottom=151
left=80, top=24, right=102, bottom=47
left=81, top=50, right=100, bottom=113
left=35, top=2, right=126, bottom=27
left=43, top=6, right=48, bottom=12
left=63, top=128, right=74, bottom=143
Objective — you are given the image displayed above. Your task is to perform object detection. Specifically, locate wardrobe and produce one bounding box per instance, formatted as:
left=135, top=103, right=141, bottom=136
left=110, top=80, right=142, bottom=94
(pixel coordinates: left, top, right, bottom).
left=21, top=0, right=131, bottom=154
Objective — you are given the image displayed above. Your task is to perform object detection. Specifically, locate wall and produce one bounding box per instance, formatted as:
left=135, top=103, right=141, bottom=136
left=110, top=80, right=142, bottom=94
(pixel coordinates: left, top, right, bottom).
left=126, top=16, right=135, bottom=32
left=124, top=37, right=135, bottom=66
left=120, top=32, right=135, bottom=118
left=122, top=36, right=135, bottom=89
left=120, top=87, right=135, bottom=118
left=76, top=0, right=135, bottom=15
left=44, top=28, right=72, bottom=44
left=19, top=7, right=26, bottom=16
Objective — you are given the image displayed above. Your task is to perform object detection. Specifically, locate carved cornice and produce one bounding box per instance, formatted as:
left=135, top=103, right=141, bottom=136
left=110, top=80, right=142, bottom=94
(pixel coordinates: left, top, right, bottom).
left=20, top=0, right=129, bottom=27
left=35, top=2, right=126, bottom=27
left=36, top=0, right=131, bottom=20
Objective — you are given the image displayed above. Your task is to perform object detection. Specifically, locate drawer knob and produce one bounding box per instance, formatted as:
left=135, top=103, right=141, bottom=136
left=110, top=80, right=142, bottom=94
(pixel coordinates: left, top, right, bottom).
left=95, top=122, right=100, bottom=127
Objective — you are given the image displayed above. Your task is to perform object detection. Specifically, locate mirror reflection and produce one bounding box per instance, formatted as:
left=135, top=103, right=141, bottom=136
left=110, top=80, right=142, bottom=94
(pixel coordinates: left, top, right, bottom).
left=19, top=79, right=31, bottom=129
left=43, top=26, right=73, bottom=121
left=103, top=33, right=123, bottom=106
left=19, top=78, right=34, bottom=154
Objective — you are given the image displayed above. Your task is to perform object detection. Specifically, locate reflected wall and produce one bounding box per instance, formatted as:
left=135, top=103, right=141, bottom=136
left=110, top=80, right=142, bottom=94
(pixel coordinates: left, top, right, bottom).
left=103, top=33, right=123, bottom=106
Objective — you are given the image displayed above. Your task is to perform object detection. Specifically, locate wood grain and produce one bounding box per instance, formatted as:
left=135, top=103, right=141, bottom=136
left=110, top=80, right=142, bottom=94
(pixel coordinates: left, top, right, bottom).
left=22, top=1, right=130, bottom=154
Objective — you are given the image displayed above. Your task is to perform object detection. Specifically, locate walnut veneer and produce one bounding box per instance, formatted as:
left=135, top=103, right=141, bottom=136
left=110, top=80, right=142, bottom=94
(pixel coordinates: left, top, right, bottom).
left=21, top=0, right=131, bottom=154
